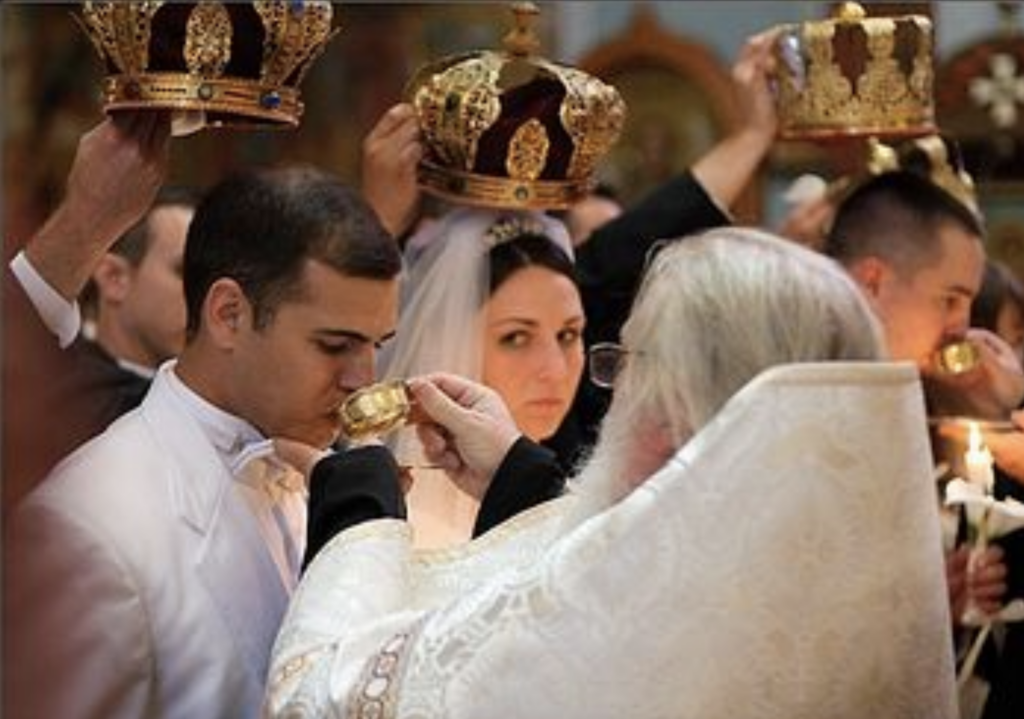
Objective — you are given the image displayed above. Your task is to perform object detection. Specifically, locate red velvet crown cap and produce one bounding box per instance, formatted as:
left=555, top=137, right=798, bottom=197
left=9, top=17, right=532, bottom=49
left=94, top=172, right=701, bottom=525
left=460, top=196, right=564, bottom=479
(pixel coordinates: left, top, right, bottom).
left=407, top=2, right=626, bottom=210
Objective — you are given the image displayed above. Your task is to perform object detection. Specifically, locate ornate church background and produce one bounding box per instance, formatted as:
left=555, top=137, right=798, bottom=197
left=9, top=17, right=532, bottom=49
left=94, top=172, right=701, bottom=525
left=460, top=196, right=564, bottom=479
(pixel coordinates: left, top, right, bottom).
left=2, top=1, right=1022, bottom=276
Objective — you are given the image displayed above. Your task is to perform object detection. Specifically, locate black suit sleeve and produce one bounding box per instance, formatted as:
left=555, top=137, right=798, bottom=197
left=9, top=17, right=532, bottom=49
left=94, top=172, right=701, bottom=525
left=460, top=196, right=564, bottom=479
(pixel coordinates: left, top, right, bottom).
left=473, top=437, right=566, bottom=537
left=3, top=269, right=84, bottom=510
left=3, top=271, right=155, bottom=511
left=576, top=172, right=730, bottom=344
left=302, top=445, right=405, bottom=570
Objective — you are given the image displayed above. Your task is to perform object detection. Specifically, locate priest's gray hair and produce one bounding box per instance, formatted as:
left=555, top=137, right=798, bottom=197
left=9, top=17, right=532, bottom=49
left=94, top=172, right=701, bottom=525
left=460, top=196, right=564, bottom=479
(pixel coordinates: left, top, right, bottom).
left=567, top=227, right=886, bottom=522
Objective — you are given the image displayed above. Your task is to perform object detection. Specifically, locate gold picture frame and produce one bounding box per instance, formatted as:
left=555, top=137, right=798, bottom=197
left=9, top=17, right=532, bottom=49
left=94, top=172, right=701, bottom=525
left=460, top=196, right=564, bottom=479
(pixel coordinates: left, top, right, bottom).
left=576, top=6, right=761, bottom=222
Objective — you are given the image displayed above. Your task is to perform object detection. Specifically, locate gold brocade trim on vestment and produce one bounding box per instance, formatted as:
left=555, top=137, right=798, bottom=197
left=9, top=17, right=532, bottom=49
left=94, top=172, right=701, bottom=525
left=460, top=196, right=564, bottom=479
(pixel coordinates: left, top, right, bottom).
left=347, top=622, right=426, bottom=719
left=309, top=518, right=413, bottom=571
left=305, top=495, right=569, bottom=573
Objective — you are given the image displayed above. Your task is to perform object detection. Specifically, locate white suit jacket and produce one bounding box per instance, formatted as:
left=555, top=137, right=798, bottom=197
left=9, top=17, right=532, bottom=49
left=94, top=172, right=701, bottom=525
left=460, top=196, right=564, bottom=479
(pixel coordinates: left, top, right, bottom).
left=266, top=362, right=958, bottom=719
left=6, top=366, right=299, bottom=719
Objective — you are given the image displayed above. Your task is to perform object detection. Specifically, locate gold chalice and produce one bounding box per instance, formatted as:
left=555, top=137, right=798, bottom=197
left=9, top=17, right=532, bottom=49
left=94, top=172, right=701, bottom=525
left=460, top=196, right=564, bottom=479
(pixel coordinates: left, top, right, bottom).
left=934, top=340, right=980, bottom=375
left=338, top=380, right=412, bottom=442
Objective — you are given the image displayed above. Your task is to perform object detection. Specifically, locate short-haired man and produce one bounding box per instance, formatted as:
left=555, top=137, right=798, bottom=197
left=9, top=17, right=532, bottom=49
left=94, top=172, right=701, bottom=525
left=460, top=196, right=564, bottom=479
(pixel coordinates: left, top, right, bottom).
left=826, top=170, right=987, bottom=370
left=86, top=186, right=199, bottom=374
left=6, top=164, right=402, bottom=719
left=826, top=169, right=1021, bottom=719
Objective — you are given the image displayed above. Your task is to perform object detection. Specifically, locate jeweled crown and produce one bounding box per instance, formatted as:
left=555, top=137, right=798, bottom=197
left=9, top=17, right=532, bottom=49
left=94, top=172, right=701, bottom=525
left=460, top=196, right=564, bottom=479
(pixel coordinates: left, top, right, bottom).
left=78, top=1, right=338, bottom=135
left=406, top=2, right=627, bottom=210
left=866, top=134, right=980, bottom=219
left=773, top=2, right=936, bottom=140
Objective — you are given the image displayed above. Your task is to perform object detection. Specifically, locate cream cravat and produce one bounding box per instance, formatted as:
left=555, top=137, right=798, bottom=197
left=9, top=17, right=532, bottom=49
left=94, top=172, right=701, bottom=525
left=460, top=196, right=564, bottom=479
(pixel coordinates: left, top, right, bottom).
left=231, top=439, right=307, bottom=588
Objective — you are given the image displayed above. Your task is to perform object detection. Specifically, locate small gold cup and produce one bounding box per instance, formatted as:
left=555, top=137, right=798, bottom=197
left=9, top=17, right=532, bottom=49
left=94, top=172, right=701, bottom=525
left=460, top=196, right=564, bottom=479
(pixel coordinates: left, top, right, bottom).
left=338, top=380, right=412, bottom=441
left=934, top=340, right=980, bottom=375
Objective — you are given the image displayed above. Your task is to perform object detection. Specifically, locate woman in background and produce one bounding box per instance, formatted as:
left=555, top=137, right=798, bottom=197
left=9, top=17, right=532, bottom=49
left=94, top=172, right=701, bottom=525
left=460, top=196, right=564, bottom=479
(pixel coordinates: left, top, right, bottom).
left=972, top=260, right=1024, bottom=368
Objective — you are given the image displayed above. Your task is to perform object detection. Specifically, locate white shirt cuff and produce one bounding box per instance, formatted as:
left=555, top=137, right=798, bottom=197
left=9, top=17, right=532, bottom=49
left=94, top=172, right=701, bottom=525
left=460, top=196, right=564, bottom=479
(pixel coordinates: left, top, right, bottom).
left=9, top=251, right=81, bottom=348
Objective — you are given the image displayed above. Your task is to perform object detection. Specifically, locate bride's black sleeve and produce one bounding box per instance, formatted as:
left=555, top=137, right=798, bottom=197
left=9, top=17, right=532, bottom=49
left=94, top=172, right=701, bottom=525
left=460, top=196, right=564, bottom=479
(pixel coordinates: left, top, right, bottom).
left=473, top=437, right=566, bottom=538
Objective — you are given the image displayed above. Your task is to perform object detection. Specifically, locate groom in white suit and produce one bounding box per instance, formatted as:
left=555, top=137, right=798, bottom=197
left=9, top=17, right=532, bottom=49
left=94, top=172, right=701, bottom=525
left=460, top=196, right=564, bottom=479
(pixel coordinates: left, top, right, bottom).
left=5, top=164, right=402, bottom=719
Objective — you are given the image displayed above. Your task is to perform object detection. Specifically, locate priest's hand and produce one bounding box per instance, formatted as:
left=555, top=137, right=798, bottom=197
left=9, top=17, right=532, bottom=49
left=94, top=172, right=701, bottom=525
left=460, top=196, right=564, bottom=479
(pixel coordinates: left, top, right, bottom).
left=408, top=373, right=522, bottom=501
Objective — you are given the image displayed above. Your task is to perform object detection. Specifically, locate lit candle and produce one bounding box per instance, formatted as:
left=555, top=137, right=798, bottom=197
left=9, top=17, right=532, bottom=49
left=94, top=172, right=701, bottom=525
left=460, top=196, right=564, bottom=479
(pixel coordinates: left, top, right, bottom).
left=964, top=422, right=995, bottom=495
left=961, top=422, right=994, bottom=628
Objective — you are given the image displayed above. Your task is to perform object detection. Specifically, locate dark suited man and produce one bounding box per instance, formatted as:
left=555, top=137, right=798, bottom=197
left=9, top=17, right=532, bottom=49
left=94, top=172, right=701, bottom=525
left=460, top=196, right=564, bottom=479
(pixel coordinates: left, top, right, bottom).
left=3, top=113, right=170, bottom=512
left=48, top=186, right=199, bottom=475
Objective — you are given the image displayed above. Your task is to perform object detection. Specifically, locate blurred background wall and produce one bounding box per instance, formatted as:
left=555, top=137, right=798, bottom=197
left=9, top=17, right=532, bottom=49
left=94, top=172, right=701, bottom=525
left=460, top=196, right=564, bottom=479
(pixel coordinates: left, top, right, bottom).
left=2, top=1, right=1022, bottom=274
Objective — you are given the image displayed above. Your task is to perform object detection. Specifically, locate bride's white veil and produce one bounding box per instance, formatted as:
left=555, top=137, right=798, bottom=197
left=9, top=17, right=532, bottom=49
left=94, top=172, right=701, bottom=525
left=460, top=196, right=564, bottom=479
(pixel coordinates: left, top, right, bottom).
left=379, top=206, right=573, bottom=464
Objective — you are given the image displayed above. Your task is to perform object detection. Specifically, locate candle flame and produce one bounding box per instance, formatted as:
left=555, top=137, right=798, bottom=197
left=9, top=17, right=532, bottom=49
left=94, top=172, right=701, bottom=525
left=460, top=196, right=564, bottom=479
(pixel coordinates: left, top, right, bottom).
left=964, top=421, right=995, bottom=494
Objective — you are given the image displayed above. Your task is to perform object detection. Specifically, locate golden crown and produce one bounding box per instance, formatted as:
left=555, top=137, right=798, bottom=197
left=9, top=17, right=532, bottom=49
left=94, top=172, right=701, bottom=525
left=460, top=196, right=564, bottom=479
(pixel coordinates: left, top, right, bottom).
left=406, top=2, right=627, bottom=210
left=773, top=2, right=936, bottom=141
left=78, top=1, right=338, bottom=135
left=866, top=134, right=980, bottom=218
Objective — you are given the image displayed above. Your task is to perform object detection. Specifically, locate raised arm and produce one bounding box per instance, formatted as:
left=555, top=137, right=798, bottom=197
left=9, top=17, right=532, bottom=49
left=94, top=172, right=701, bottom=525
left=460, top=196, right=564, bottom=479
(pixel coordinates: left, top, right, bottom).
left=22, top=112, right=170, bottom=302
left=4, top=112, right=169, bottom=508
left=689, top=28, right=778, bottom=212
left=360, top=102, right=423, bottom=240
left=576, top=29, right=779, bottom=342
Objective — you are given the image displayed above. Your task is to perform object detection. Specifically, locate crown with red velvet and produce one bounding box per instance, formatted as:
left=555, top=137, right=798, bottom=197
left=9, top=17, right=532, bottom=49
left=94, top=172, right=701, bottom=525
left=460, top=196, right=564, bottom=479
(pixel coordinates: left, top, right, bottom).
left=406, top=2, right=626, bottom=210
left=77, top=1, right=338, bottom=134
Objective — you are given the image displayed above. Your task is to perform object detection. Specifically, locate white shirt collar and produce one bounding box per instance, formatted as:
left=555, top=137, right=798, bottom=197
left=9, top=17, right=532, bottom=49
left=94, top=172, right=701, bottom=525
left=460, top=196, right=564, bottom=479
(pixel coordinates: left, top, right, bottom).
left=158, top=361, right=269, bottom=475
left=117, top=357, right=158, bottom=380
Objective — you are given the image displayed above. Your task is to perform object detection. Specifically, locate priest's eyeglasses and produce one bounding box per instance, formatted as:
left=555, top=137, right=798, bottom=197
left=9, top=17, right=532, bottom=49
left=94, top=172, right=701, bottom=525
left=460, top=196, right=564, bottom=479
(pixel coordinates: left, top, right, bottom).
left=588, top=342, right=634, bottom=389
